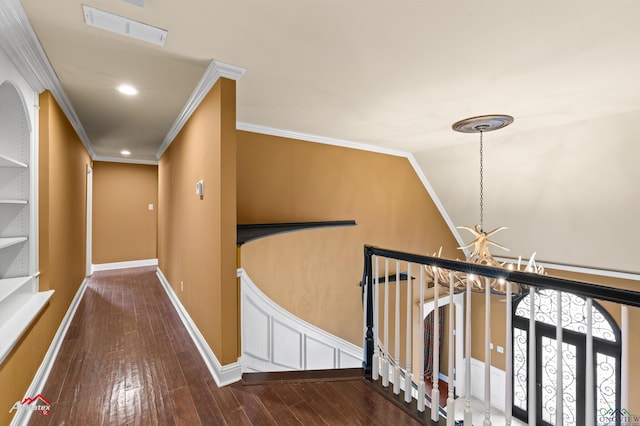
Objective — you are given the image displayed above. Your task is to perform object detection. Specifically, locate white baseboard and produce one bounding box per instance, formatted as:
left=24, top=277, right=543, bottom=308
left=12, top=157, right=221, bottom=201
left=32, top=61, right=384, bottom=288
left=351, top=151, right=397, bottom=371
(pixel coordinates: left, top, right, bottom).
left=10, top=278, right=89, bottom=426
left=155, top=268, right=242, bottom=387
left=92, top=258, right=158, bottom=272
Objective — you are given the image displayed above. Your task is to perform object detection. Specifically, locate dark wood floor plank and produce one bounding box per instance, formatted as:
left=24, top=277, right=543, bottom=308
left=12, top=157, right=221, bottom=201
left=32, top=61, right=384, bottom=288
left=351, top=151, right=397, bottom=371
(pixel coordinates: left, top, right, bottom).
left=175, top=349, right=227, bottom=424
left=242, top=384, right=302, bottom=426
left=289, top=382, right=348, bottom=424
left=168, top=386, right=201, bottom=426
left=337, top=379, right=422, bottom=426
left=206, top=380, right=252, bottom=426
left=229, top=383, right=280, bottom=426
left=269, top=382, right=305, bottom=408
left=285, top=400, right=329, bottom=426
left=39, top=334, right=78, bottom=405
left=28, top=267, right=431, bottom=426
left=305, top=381, right=379, bottom=425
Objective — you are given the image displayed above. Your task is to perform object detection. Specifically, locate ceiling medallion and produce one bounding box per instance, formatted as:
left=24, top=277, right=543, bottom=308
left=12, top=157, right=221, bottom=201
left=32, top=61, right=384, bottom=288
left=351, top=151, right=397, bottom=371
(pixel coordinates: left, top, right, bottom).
left=451, top=114, right=514, bottom=133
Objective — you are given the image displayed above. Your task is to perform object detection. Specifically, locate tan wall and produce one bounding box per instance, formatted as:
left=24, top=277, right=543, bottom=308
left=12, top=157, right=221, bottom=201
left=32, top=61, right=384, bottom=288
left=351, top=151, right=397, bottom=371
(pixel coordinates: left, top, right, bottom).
left=1, top=91, right=90, bottom=425
left=469, top=292, right=509, bottom=368
left=469, top=268, right=640, bottom=413
left=237, top=131, right=460, bottom=348
left=92, top=161, right=158, bottom=264
left=158, top=78, right=238, bottom=364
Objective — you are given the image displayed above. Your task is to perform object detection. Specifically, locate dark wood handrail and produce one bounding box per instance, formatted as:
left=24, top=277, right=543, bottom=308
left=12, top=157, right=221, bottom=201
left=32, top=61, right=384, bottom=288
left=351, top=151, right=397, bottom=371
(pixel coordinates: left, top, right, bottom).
left=237, top=220, right=356, bottom=245
left=365, top=245, right=640, bottom=308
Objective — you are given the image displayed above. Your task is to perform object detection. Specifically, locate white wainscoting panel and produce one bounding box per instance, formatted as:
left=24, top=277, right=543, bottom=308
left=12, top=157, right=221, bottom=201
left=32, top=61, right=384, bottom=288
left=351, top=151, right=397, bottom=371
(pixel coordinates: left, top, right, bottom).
left=271, top=319, right=303, bottom=369
left=338, top=349, right=363, bottom=368
left=239, top=268, right=363, bottom=372
left=305, top=336, right=336, bottom=370
left=242, top=297, right=270, bottom=363
left=469, top=357, right=507, bottom=412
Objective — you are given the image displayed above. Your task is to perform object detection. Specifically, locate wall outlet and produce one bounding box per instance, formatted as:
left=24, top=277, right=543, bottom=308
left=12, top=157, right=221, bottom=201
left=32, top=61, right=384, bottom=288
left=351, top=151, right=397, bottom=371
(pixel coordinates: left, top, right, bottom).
left=497, top=345, right=504, bottom=354
left=148, top=203, right=154, bottom=211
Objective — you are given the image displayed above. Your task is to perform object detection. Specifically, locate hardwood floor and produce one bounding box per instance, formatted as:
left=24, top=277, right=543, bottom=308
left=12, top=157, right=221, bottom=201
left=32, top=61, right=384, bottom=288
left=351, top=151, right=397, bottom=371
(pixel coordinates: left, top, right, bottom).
left=28, top=267, right=421, bottom=425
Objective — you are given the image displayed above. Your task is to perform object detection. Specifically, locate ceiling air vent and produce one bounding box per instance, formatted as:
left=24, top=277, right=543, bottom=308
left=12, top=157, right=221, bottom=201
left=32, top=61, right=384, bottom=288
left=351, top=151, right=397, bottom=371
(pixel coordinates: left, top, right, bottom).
left=122, top=0, right=145, bottom=7
left=82, top=5, right=167, bottom=46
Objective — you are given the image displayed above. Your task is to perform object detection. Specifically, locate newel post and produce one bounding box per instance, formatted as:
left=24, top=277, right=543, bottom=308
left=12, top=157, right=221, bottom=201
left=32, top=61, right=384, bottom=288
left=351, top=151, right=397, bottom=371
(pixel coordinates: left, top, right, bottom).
left=363, top=245, right=375, bottom=379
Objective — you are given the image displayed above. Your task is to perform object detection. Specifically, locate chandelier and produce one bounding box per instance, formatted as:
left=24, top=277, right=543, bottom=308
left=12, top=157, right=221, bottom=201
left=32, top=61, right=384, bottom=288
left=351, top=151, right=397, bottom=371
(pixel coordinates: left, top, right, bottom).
left=425, top=115, right=544, bottom=296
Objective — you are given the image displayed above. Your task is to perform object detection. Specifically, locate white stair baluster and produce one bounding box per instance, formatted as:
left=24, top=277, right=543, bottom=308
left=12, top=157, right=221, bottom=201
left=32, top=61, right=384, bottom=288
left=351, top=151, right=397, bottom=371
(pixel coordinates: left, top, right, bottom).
left=622, top=305, right=629, bottom=412
left=528, top=286, right=536, bottom=426
left=483, top=278, right=491, bottom=426
left=446, top=271, right=455, bottom=426
left=417, top=265, right=426, bottom=412
left=372, top=255, right=380, bottom=381
left=505, top=281, right=513, bottom=426
left=431, top=272, right=440, bottom=422
left=405, top=262, right=413, bottom=403
left=556, top=290, right=563, bottom=425
left=586, top=297, right=594, bottom=426
left=393, top=260, right=401, bottom=395
left=464, top=275, right=472, bottom=425
left=383, top=258, right=390, bottom=387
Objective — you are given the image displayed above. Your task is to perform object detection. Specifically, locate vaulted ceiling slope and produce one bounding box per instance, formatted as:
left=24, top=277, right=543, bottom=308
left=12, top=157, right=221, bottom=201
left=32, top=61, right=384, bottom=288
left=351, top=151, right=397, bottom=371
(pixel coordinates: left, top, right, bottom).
left=8, top=0, right=640, bottom=277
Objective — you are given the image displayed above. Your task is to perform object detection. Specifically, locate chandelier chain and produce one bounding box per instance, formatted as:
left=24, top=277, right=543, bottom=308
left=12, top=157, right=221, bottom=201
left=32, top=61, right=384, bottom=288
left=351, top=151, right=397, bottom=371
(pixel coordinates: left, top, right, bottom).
left=479, top=130, right=484, bottom=232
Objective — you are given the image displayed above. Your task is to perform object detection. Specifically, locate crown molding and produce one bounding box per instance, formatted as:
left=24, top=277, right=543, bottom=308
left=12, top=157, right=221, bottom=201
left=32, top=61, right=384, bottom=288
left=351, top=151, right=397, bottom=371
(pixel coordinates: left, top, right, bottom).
left=237, top=122, right=411, bottom=158
left=0, top=0, right=95, bottom=158
left=156, top=59, right=245, bottom=159
left=93, top=155, right=158, bottom=166
left=0, top=0, right=45, bottom=92
left=235, top=122, right=468, bottom=254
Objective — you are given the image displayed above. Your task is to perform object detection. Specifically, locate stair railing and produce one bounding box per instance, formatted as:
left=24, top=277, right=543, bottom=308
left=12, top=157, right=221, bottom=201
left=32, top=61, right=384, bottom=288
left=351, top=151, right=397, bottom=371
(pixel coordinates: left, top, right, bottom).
left=363, top=245, right=640, bottom=425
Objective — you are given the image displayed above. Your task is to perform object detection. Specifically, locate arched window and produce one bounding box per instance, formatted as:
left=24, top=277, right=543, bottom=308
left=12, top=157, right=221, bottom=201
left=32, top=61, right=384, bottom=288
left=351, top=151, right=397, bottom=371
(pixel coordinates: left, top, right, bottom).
left=512, top=289, right=621, bottom=425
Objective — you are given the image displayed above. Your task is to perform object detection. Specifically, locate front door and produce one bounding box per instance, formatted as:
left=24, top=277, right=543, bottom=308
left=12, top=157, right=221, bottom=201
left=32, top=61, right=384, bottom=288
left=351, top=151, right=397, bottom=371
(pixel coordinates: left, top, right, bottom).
left=535, top=325, right=585, bottom=425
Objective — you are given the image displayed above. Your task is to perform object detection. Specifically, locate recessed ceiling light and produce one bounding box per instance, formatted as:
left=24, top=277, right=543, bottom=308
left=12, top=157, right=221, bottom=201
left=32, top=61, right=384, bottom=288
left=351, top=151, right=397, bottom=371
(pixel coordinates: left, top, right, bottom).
left=117, top=84, right=138, bottom=96
left=121, top=150, right=131, bottom=156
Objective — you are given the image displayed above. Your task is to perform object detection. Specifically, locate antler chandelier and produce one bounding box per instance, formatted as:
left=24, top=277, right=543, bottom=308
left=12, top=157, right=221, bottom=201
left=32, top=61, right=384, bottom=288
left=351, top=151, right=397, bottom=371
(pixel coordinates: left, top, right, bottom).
left=425, top=115, right=544, bottom=296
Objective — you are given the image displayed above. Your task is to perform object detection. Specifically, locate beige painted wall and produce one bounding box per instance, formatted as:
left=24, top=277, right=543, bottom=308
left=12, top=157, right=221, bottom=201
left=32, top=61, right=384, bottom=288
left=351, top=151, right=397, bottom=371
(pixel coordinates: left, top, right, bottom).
left=92, top=161, right=158, bottom=264
left=237, top=131, right=460, bottom=348
left=1, top=91, right=90, bottom=425
left=158, top=78, right=238, bottom=365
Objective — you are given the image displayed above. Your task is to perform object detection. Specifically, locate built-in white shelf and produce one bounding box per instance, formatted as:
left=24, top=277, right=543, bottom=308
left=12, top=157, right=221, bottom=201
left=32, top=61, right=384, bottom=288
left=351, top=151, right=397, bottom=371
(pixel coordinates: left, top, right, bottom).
left=1, top=76, right=37, bottom=367
left=0, top=154, right=27, bottom=168
left=0, top=199, right=28, bottom=204
left=0, top=276, right=32, bottom=304
left=0, top=237, right=28, bottom=250
left=0, top=290, right=55, bottom=365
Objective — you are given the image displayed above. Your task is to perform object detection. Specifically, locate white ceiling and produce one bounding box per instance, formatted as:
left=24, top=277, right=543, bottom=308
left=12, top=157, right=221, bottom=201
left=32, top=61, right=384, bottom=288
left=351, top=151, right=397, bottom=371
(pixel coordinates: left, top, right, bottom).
left=13, top=0, right=640, bottom=276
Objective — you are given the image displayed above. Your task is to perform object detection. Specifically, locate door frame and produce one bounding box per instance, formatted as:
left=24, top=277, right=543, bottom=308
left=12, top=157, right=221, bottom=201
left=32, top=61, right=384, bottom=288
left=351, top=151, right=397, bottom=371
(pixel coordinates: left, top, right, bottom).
left=85, top=164, right=92, bottom=276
